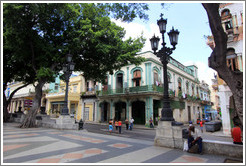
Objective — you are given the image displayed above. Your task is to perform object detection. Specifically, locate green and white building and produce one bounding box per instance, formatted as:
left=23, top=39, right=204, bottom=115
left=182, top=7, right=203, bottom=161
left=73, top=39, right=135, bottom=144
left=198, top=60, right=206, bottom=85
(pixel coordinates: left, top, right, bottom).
left=96, top=51, right=207, bottom=126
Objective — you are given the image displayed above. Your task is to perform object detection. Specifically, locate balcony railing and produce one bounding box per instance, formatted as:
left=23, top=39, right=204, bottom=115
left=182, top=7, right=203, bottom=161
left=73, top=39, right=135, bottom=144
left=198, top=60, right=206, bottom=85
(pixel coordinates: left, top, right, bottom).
left=98, top=85, right=168, bottom=96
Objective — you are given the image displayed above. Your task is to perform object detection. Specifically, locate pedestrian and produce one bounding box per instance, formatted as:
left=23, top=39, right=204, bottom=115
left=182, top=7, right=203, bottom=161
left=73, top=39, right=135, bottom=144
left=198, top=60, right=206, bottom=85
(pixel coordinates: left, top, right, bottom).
left=149, top=117, right=154, bottom=128
left=155, top=117, right=158, bottom=125
left=115, top=120, right=118, bottom=130
left=118, top=120, right=122, bottom=134
left=109, top=122, right=113, bottom=134
left=125, top=118, right=129, bottom=130
left=188, top=125, right=203, bottom=154
left=231, top=118, right=243, bottom=145
left=199, top=119, right=203, bottom=133
left=129, top=117, right=134, bottom=130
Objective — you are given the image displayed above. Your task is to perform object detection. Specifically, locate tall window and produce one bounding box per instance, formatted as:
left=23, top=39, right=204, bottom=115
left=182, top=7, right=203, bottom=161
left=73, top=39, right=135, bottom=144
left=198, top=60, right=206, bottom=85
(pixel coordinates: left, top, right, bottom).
left=103, top=76, right=108, bottom=91
left=116, top=73, right=123, bottom=89
left=186, top=82, right=189, bottom=95
left=86, top=81, right=90, bottom=91
left=54, top=83, right=59, bottom=91
left=178, top=79, right=182, bottom=92
left=133, top=70, right=141, bottom=87
left=226, top=48, right=238, bottom=71
left=192, top=86, right=194, bottom=96
left=73, top=85, right=77, bottom=93
left=154, top=70, right=159, bottom=86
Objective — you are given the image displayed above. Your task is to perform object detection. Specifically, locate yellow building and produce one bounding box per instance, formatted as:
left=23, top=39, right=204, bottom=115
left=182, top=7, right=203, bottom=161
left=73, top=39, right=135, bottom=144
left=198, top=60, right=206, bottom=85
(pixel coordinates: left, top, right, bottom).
left=45, top=74, right=99, bottom=122
left=46, top=74, right=83, bottom=121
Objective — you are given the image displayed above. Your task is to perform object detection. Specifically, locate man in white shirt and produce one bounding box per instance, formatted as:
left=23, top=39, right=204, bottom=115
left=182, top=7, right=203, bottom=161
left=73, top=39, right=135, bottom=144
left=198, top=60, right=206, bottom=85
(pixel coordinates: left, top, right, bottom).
left=130, top=117, right=134, bottom=130
left=188, top=125, right=203, bottom=154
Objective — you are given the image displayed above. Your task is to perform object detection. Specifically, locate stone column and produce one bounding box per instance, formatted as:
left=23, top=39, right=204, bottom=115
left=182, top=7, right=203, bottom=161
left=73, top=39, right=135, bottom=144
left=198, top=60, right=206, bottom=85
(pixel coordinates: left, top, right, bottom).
left=126, top=100, right=129, bottom=120
left=81, top=101, right=85, bottom=120
left=129, top=104, right=132, bottom=120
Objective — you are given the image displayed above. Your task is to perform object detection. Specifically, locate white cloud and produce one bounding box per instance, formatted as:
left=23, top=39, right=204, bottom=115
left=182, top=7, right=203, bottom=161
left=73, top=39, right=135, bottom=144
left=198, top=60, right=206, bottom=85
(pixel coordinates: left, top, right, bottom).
left=111, top=19, right=160, bottom=52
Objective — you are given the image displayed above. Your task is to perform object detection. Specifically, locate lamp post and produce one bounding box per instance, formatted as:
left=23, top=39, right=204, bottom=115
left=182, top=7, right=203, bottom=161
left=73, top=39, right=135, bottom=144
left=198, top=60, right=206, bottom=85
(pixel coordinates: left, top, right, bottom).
left=61, top=54, right=75, bottom=115
left=150, top=13, right=180, bottom=123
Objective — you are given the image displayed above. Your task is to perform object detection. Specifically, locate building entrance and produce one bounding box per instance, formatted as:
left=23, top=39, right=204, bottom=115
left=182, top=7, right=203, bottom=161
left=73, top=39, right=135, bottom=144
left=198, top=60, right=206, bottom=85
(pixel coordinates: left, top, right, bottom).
left=132, top=101, right=145, bottom=124
left=115, top=102, right=126, bottom=121
left=101, top=102, right=109, bottom=122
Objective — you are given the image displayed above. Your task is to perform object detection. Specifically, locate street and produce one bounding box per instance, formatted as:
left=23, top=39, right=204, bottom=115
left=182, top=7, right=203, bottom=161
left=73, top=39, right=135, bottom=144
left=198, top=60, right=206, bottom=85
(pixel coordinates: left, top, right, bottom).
left=2, top=122, right=242, bottom=164
left=83, top=123, right=156, bottom=141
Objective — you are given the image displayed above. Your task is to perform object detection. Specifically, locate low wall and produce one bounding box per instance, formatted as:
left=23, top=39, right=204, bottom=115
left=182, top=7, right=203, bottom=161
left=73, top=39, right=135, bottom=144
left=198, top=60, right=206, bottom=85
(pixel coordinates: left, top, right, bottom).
left=202, top=139, right=243, bottom=159
left=155, top=121, right=243, bottom=159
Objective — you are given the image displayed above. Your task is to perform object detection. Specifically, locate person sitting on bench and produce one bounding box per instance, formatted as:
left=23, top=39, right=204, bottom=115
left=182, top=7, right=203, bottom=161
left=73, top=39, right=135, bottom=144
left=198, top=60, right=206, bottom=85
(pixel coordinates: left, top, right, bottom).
left=188, top=125, right=203, bottom=154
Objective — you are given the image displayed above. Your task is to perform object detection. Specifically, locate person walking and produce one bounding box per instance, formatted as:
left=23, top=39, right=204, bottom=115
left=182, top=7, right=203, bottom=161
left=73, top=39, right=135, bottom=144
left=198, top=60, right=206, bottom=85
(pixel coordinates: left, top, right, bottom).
left=199, top=119, right=203, bottom=133
left=149, top=117, right=154, bottom=128
left=115, top=120, right=119, bottom=130
left=109, top=122, right=113, bottom=134
left=129, top=117, right=134, bottom=130
left=118, top=120, right=122, bottom=134
left=125, top=119, right=129, bottom=130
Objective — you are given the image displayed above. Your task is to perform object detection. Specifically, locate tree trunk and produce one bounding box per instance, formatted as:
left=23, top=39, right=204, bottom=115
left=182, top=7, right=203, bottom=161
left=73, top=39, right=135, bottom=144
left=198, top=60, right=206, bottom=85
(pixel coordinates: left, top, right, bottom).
left=20, top=81, right=45, bottom=128
left=3, top=93, right=9, bottom=122
left=202, top=3, right=243, bottom=128
left=3, top=83, right=29, bottom=122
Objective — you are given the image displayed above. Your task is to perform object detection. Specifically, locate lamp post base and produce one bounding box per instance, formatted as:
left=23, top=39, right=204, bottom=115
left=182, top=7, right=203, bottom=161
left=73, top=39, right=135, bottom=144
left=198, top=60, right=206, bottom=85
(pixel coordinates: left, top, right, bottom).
left=154, top=121, right=184, bottom=149
left=56, top=115, right=78, bottom=130
left=160, top=107, right=174, bottom=121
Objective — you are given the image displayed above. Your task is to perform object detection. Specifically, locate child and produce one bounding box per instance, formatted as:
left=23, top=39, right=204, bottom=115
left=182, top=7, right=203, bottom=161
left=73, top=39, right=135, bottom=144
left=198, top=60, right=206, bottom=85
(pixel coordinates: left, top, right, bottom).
left=109, top=122, right=113, bottom=134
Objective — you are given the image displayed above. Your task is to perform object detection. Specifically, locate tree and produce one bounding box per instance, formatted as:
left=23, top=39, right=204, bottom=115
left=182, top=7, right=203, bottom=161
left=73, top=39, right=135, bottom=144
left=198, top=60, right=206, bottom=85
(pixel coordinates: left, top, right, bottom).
left=3, top=24, right=35, bottom=122
left=202, top=3, right=243, bottom=128
left=3, top=3, right=147, bottom=128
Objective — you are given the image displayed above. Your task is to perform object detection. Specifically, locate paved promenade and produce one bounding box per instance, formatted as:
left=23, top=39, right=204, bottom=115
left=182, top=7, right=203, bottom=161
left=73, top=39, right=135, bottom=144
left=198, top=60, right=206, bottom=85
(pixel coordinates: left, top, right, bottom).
left=2, top=122, right=242, bottom=164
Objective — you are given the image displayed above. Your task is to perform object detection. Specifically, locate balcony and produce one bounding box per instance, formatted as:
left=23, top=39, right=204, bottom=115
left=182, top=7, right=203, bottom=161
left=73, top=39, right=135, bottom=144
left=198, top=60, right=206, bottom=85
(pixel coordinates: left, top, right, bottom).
left=98, top=85, right=164, bottom=97
left=98, top=85, right=180, bottom=99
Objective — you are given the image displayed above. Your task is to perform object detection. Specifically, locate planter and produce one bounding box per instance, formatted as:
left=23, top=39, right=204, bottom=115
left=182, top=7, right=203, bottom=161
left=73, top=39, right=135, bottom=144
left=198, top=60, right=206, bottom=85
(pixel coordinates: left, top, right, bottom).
left=205, top=121, right=222, bottom=132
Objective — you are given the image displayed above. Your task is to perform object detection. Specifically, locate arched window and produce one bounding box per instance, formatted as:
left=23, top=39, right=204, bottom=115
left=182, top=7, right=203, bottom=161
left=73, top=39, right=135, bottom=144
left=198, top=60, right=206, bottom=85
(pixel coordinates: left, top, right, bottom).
left=116, top=73, right=123, bottom=89
left=133, top=70, right=141, bottom=87
left=226, top=48, right=238, bottom=71
left=178, top=78, right=182, bottom=92
left=221, top=9, right=231, bottom=18
left=154, top=70, right=161, bottom=86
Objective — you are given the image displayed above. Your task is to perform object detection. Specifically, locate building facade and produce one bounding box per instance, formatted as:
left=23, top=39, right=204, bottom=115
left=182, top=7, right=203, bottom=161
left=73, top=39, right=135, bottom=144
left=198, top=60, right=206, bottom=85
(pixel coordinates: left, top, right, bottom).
left=6, top=82, right=49, bottom=114
left=45, top=74, right=83, bottom=120
left=206, top=3, right=243, bottom=135
left=96, top=51, right=209, bottom=126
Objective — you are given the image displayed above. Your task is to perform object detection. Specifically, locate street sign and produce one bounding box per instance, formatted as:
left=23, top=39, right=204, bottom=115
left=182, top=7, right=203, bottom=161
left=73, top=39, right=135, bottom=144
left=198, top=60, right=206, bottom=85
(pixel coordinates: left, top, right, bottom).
left=24, top=100, right=32, bottom=107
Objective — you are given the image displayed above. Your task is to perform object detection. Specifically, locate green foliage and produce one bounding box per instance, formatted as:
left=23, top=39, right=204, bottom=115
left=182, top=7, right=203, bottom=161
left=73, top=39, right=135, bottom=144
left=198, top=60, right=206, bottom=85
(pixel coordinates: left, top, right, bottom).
left=4, top=3, right=148, bottom=84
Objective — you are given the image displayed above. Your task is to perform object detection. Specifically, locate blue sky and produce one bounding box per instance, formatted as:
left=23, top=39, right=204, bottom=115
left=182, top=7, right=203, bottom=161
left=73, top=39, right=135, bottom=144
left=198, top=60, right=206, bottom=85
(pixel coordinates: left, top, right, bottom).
left=112, top=2, right=216, bottom=85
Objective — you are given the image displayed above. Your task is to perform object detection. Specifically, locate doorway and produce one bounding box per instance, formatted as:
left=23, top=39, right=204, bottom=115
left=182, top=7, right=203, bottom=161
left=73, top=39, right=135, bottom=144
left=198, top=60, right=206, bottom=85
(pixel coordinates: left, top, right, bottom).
left=132, top=101, right=145, bottom=124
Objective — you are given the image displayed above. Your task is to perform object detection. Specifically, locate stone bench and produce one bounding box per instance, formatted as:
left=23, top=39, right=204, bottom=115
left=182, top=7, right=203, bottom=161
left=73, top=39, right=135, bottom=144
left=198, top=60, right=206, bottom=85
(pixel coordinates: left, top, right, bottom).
left=155, top=121, right=243, bottom=159
left=202, top=139, right=243, bottom=159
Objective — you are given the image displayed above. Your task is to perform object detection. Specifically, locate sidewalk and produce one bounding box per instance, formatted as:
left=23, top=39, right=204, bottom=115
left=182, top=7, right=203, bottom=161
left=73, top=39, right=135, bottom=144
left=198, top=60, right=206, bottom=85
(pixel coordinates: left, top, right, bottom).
left=3, top=122, right=242, bottom=164
left=85, top=121, right=233, bottom=142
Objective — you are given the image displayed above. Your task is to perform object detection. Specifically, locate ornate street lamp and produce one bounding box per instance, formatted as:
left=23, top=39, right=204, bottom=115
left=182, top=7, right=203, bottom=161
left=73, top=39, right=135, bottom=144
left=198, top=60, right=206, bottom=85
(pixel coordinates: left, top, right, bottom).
left=61, top=54, right=75, bottom=115
left=150, top=13, right=181, bottom=125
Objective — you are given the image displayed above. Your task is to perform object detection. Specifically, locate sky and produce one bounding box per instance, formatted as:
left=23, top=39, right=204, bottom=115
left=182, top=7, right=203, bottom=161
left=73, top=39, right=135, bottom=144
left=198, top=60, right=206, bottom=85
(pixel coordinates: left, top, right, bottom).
left=112, top=2, right=216, bottom=86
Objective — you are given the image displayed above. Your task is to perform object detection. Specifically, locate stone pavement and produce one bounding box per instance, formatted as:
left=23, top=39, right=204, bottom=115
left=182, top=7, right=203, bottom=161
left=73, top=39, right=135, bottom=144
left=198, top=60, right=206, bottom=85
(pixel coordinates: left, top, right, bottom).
left=2, top=122, right=243, bottom=164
